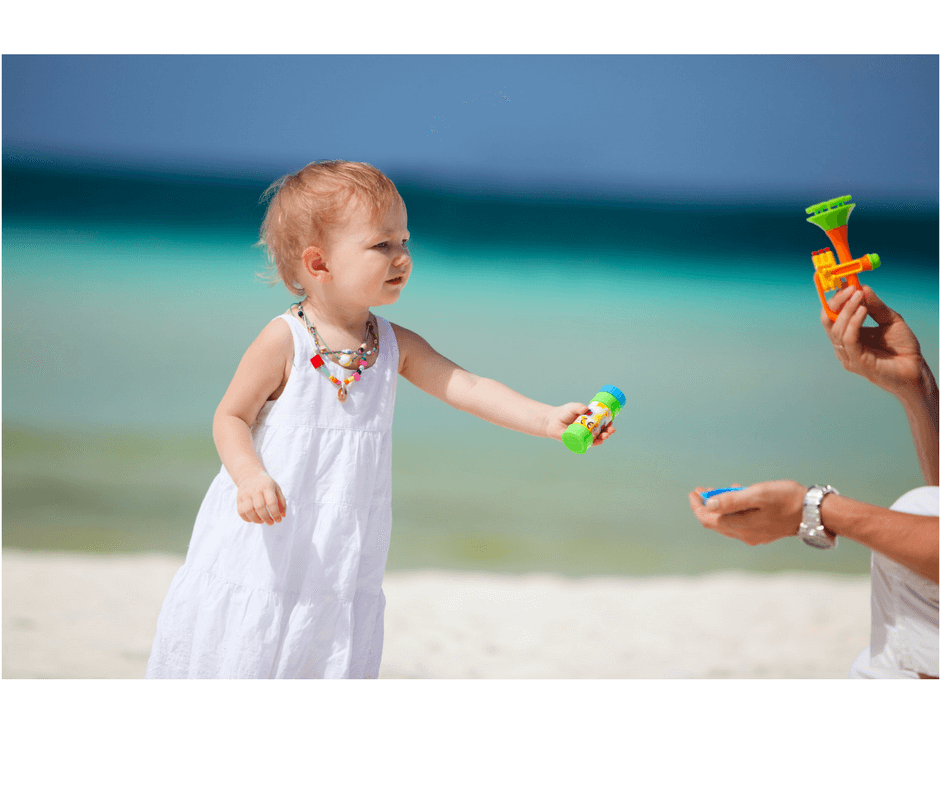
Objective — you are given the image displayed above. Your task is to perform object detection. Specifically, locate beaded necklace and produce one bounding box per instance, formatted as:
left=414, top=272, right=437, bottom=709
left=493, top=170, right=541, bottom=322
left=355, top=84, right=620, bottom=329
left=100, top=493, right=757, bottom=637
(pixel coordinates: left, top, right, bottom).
left=309, top=319, right=378, bottom=368
left=295, top=303, right=378, bottom=402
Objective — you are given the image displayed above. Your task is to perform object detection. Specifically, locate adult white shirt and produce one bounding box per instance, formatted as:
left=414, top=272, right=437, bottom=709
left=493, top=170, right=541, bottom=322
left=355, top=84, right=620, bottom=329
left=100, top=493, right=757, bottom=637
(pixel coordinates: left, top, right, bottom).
left=850, top=486, right=939, bottom=679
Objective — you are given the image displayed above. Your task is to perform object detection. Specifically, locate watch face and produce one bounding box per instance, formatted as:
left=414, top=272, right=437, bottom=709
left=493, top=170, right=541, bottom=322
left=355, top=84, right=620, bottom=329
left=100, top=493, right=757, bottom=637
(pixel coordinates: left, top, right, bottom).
left=800, top=525, right=836, bottom=549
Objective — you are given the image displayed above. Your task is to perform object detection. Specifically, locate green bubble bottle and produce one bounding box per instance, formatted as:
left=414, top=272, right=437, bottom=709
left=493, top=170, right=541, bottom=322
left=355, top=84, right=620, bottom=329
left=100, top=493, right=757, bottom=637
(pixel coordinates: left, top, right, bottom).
left=562, top=385, right=626, bottom=454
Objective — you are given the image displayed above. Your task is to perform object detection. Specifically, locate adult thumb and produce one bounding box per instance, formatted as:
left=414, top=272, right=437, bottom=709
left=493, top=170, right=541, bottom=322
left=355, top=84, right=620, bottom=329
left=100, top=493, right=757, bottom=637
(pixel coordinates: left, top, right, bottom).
left=706, top=487, right=749, bottom=514
left=861, top=286, right=895, bottom=325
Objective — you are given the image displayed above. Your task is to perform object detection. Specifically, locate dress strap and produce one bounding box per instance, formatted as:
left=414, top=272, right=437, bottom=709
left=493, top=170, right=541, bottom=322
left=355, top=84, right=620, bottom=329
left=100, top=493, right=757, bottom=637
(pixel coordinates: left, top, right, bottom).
left=272, top=312, right=307, bottom=369
left=374, top=315, right=399, bottom=371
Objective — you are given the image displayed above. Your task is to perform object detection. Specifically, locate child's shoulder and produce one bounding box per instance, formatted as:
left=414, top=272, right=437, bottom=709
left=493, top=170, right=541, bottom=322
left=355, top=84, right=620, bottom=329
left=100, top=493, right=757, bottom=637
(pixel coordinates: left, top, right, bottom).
left=388, top=321, right=423, bottom=352
left=248, top=312, right=296, bottom=358
left=388, top=321, right=419, bottom=343
left=388, top=322, right=442, bottom=378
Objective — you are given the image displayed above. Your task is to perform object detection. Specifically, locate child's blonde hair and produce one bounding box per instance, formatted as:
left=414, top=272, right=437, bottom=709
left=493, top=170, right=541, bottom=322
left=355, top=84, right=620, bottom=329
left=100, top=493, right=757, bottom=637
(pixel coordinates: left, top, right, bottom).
left=258, top=160, right=402, bottom=296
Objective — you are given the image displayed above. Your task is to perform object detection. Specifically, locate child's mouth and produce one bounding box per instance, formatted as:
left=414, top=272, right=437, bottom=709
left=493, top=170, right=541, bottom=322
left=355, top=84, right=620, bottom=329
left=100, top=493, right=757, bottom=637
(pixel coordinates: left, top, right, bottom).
left=386, top=276, right=404, bottom=285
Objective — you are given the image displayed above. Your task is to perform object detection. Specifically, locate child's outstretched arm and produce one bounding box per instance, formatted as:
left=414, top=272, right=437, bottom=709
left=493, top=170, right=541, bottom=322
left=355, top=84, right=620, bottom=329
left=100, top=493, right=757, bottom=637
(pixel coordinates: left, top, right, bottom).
left=393, top=324, right=614, bottom=445
left=212, top=319, right=293, bottom=525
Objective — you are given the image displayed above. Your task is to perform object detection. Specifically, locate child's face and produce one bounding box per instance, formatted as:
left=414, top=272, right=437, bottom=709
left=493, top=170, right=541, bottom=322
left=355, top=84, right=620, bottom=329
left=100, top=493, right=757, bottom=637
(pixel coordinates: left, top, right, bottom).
left=320, top=197, right=411, bottom=309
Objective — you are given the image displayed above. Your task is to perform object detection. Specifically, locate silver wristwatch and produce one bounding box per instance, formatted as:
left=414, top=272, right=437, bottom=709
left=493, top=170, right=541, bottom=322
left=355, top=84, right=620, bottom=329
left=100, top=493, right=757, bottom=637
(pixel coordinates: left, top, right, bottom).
left=799, top=485, right=839, bottom=549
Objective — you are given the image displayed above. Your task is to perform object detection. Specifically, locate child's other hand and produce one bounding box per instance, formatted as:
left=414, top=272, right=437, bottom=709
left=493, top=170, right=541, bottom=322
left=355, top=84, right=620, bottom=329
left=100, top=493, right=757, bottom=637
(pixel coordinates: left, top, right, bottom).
left=236, top=471, right=287, bottom=525
left=550, top=403, right=616, bottom=446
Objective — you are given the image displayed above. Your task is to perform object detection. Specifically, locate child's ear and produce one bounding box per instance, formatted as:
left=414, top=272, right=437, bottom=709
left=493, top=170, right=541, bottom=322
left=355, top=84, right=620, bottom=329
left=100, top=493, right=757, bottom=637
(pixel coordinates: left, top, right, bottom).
left=302, top=246, right=330, bottom=281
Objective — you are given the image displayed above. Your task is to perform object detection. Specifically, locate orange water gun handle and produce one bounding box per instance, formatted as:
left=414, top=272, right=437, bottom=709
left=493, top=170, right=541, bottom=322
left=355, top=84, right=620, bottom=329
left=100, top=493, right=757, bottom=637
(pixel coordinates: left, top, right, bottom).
left=813, top=253, right=878, bottom=322
left=814, top=271, right=845, bottom=322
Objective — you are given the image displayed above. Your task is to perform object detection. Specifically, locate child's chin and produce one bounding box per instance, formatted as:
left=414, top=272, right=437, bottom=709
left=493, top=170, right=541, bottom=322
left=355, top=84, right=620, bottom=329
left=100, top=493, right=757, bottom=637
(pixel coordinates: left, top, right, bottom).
left=374, top=290, right=403, bottom=306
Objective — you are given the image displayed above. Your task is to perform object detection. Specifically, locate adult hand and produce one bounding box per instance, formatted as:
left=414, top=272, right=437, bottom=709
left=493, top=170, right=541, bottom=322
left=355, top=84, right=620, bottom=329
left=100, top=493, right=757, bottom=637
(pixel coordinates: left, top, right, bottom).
left=823, top=285, right=925, bottom=397
left=688, top=481, right=806, bottom=545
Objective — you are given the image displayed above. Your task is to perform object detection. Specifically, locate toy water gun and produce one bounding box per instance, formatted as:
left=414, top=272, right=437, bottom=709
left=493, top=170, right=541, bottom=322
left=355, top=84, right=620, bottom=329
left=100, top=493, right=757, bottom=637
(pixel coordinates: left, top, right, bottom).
left=805, top=195, right=881, bottom=322
left=562, top=385, right=625, bottom=454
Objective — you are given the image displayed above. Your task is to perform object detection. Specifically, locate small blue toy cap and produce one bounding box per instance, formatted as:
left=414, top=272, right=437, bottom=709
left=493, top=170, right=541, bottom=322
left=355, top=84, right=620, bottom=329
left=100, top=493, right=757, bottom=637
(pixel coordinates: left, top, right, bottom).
left=599, top=385, right=626, bottom=407
left=700, top=487, right=746, bottom=501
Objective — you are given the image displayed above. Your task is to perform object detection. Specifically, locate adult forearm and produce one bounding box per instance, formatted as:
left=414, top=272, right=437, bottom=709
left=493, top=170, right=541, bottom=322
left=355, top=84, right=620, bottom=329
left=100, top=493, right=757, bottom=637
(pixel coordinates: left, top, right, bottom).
left=896, top=362, right=939, bottom=486
left=820, top=493, right=939, bottom=583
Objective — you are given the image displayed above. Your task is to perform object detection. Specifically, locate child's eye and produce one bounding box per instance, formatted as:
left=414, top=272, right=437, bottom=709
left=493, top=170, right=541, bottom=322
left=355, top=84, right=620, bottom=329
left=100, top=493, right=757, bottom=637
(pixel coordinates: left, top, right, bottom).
left=374, top=241, right=388, bottom=249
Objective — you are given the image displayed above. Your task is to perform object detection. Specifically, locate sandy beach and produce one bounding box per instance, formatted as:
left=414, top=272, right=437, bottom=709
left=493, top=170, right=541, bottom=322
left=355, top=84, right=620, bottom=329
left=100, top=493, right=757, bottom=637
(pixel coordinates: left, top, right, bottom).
left=2, top=548, right=873, bottom=679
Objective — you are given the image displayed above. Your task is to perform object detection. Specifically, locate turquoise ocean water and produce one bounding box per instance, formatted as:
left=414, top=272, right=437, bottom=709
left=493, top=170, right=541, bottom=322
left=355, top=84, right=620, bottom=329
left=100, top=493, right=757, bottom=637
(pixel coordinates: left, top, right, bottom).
left=3, top=166, right=938, bottom=576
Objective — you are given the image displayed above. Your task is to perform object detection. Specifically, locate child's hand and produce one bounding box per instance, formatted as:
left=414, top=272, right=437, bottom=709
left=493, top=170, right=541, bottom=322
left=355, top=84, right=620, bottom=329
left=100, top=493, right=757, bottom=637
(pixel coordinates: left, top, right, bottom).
left=236, top=471, right=287, bottom=525
left=550, top=403, right=616, bottom=446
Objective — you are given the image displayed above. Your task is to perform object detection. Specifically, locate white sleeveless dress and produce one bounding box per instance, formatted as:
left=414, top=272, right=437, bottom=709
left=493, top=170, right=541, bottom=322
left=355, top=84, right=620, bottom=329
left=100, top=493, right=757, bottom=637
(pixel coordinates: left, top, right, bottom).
left=146, top=312, right=398, bottom=679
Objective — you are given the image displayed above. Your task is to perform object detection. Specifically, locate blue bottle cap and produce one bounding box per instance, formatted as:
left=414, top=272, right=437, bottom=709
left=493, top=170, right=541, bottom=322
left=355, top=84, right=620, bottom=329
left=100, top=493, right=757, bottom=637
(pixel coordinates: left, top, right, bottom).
left=599, top=385, right=626, bottom=407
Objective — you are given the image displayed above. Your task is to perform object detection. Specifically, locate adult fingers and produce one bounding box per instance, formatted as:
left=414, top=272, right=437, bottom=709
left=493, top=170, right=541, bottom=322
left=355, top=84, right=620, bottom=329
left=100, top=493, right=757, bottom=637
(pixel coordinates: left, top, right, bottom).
left=826, top=286, right=858, bottom=315
left=840, top=292, right=869, bottom=363
left=858, top=285, right=897, bottom=326
left=689, top=490, right=719, bottom=526
left=704, top=487, right=754, bottom=515
left=821, top=285, right=861, bottom=336
left=826, top=288, right=865, bottom=361
left=819, top=286, right=856, bottom=339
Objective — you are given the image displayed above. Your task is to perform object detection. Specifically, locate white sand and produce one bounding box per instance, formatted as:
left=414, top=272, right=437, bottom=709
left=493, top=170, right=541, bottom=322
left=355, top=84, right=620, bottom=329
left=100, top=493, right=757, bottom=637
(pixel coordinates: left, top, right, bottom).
left=2, top=549, right=873, bottom=679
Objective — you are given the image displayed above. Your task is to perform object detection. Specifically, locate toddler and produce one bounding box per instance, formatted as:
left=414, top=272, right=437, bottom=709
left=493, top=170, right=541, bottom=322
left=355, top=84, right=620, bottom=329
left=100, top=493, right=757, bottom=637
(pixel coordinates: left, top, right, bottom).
left=145, top=160, right=614, bottom=679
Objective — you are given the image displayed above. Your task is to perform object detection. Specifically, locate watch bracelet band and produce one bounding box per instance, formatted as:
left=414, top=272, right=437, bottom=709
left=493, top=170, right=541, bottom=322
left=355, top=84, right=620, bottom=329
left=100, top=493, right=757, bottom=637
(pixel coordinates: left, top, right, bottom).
left=799, top=484, right=839, bottom=549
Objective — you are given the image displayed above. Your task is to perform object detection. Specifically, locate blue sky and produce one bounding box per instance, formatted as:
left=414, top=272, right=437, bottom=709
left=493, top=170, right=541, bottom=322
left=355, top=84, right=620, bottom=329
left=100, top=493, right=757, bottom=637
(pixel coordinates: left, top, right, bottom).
left=3, top=54, right=938, bottom=203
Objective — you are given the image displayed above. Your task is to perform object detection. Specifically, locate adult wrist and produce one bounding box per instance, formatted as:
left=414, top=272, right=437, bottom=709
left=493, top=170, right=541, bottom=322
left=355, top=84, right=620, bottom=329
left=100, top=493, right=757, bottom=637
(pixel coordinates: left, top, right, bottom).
left=798, top=484, right=839, bottom=549
left=891, top=358, right=936, bottom=403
